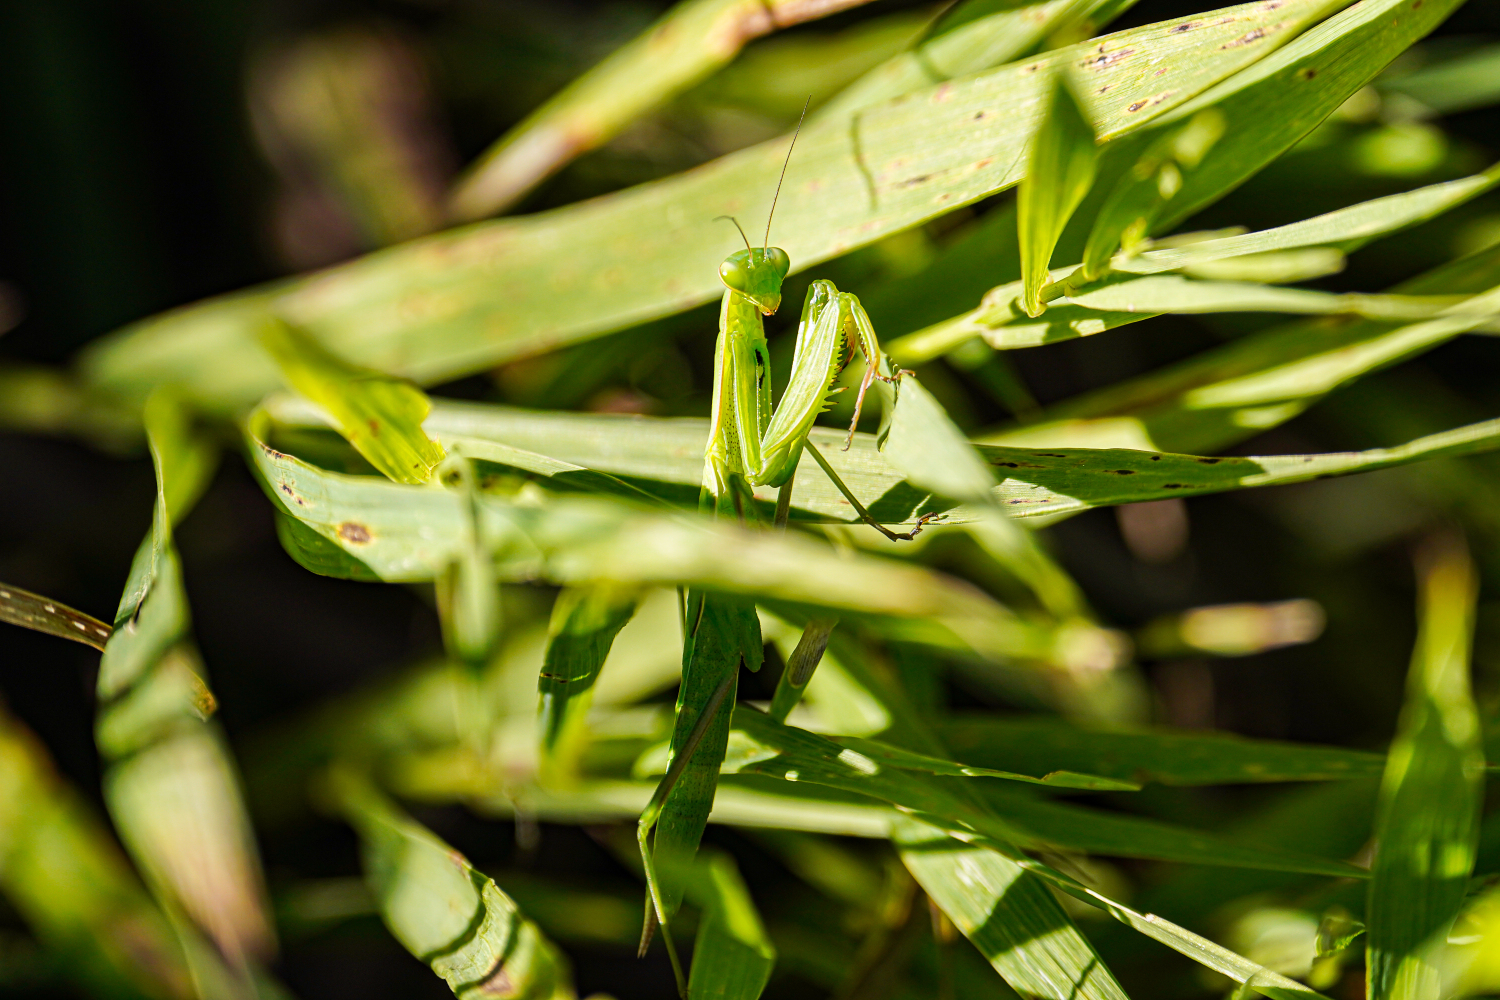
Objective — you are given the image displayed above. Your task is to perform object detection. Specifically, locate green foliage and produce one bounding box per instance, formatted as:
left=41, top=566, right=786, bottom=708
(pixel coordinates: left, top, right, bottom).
left=2, top=1, right=1499, bottom=999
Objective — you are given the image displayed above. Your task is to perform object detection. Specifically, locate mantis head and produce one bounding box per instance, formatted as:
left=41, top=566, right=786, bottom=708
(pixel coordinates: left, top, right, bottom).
left=719, top=246, right=790, bottom=315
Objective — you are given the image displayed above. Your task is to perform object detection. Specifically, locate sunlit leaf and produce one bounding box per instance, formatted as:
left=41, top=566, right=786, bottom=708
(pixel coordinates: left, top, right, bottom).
left=1019, top=74, right=1098, bottom=316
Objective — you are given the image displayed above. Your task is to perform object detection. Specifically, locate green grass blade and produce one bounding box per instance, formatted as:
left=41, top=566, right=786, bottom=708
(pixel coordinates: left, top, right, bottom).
left=82, top=0, right=1347, bottom=415
left=0, top=704, right=193, bottom=1000
left=537, top=586, right=639, bottom=784
left=814, top=0, right=1136, bottom=122
left=244, top=408, right=1077, bottom=667
left=975, top=414, right=1500, bottom=518
left=684, top=850, right=776, bottom=1000
left=0, top=583, right=112, bottom=651
left=1019, top=75, right=1098, bottom=316
left=1366, top=536, right=1484, bottom=1000
left=989, top=247, right=1500, bottom=453
left=434, top=455, right=503, bottom=671
left=981, top=789, right=1367, bottom=878
left=1379, top=43, right=1500, bottom=116
left=894, top=816, right=1131, bottom=1000
left=1135, top=0, right=1465, bottom=240
left=259, top=318, right=445, bottom=484
left=97, top=392, right=274, bottom=970
left=652, top=592, right=761, bottom=916
left=1115, top=163, right=1500, bottom=274
left=448, top=0, right=882, bottom=220
left=327, top=768, right=574, bottom=1000
left=938, top=714, right=1383, bottom=786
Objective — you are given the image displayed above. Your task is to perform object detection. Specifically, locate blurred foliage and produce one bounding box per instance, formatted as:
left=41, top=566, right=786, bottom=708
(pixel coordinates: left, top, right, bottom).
left=1, top=2, right=1500, bottom=1000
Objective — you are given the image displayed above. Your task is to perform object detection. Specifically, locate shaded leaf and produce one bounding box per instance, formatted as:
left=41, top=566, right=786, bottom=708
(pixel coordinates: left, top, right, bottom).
left=537, top=586, right=640, bottom=784
left=685, top=850, right=776, bottom=1000
left=1366, top=536, right=1485, bottom=1000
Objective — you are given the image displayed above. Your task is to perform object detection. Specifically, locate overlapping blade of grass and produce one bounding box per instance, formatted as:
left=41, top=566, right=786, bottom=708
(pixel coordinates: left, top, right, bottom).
left=245, top=409, right=1090, bottom=668
left=0, top=583, right=112, bottom=651
left=1379, top=43, right=1500, bottom=116
left=434, top=456, right=503, bottom=671
left=980, top=788, right=1367, bottom=876
left=326, top=768, right=574, bottom=1000
left=813, top=0, right=1139, bottom=122
left=684, top=850, right=776, bottom=1000
left=938, top=715, right=1384, bottom=785
left=1019, top=75, right=1098, bottom=316
left=731, top=708, right=1134, bottom=791
left=1365, top=536, right=1484, bottom=1000
left=537, top=587, right=639, bottom=784
left=1116, top=163, right=1500, bottom=274
left=82, top=0, right=1349, bottom=414
left=260, top=318, right=444, bottom=484
left=302, top=394, right=1500, bottom=530
left=894, top=817, right=1130, bottom=1000
left=876, top=370, right=1092, bottom=622
left=987, top=247, right=1500, bottom=453
left=0, top=704, right=192, bottom=1000
left=892, top=273, right=1475, bottom=361
left=448, top=0, right=883, bottom=220
left=99, top=392, right=274, bottom=971
left=650, top=592, right=761, bottom=918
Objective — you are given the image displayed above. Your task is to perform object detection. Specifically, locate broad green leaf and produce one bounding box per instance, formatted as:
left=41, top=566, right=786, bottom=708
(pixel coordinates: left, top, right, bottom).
left=937, top=715, right=1384, bottom=786
left=449, top=0, right=883, bottom=220
left=259, top=318, right=444, bottom=484
left=895, top=816, right=1131, bottom=1000
left=652, top=592, right=761, bottom=916
left=0, top=582, right=113, bottom=652
left=1366, top=537, right=1484, bottom=1000
left=1129, top=0, right=1466, bottom=240
left=0, top=704, right=192, bottom=1000
left=97, top=392, right=274, bottom=970
left=537, top=586, right=640, bottom=784
left=83, top=0, right=1349, bottom=415
left=887, top=0, right=1472, bottom=363
left=685, top=850, right=776, bottom=1000
left=1019, top=75, right=1098, bottom=316
left=244, top=407, right=1082, bottom=668
left=813, top=0, right=1137, bottom=122
left=1379, top=42, right=1500, bottom=116
left=327, top=768, right=573, bottom=1000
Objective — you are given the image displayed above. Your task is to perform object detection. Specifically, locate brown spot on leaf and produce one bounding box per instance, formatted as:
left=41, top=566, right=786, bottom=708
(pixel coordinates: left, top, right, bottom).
left=1171, top=20, right=1200, bottom=31
left=1112, top=470, right=1136, bottom=475
left=338, top=522, right=372, bottom=544
left=1298, top=66, right=1319, bottom=80
left=367, top=418, right=380, bottom=436
left=1197, top=458, right=1222, bottom=464
left=1128, top=101, right=1148, bottom=112
left=1082, top=47, right=1135, bottom=71
left=1162, top=483, right=1186, bottom=489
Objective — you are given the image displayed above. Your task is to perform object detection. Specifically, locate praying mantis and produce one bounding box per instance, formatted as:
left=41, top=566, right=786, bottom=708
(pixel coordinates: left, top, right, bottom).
left=635, top=110, right=940, bottom=999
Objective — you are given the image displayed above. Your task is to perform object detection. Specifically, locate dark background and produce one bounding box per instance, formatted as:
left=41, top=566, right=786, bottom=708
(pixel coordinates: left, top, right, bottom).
left=1, top=1, right=1498, bottom=997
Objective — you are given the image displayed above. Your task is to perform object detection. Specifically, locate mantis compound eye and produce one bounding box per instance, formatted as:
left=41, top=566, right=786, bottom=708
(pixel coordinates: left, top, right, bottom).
left=765, top=247, right=790, bottom=278
left=719, top=259, right=750, bottom=291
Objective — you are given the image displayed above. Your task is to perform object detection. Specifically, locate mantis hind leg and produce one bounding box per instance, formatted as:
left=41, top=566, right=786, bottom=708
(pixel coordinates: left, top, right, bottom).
left=805, top=440, right=941, bottom=542
left=837, top=292, right=914, bottom=450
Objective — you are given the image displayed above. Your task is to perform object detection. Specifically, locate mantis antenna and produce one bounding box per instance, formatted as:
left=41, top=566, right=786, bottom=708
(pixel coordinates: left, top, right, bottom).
left=764, top=96, right=811, bottom=249
left=713, top=215, right=752, bottom=251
